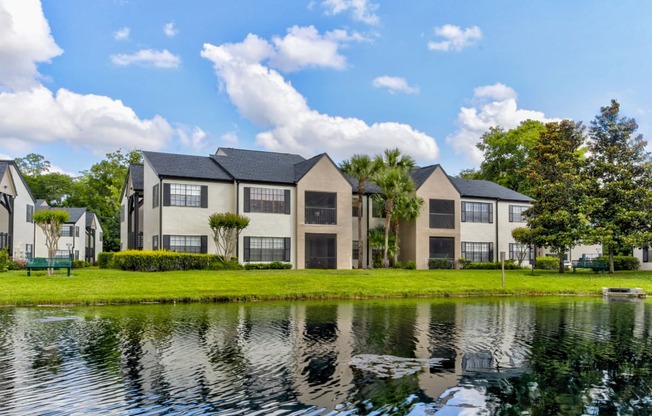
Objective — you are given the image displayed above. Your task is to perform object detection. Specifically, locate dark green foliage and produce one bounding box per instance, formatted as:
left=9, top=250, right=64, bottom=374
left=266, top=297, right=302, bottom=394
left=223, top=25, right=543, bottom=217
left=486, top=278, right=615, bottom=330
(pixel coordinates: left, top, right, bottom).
left=535, top=256, right=559, bottom=270
left=72, top=260, right=90, bottom=269
left=209, top=212, right=250, bottom=259
left=464, top=260, right=521, bottom=270
left=404, top=260, right=416, bottom=270
left=457, top=258, right=471, bottom=269
left=428, top=258, right=454, bottom=269
left=243, top=262, right=292, bottom=270
left=207, top=256, right=242, bottom=270
left=596, top=255, right=639, bottom=271
left=112, top=250, right=213, bottom=272
left=9, top=258, right=26, bottom=270
left=0, top=249, right=9, bottom=273
left=98, top=252, right=115, bottom=269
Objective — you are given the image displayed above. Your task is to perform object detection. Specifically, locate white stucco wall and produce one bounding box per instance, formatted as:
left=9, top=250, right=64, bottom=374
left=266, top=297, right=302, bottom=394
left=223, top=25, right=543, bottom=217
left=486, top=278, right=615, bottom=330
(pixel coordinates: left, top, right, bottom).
left=7, top=164, right=36, bottom=258
left=142, top=159, right=161, bottom=250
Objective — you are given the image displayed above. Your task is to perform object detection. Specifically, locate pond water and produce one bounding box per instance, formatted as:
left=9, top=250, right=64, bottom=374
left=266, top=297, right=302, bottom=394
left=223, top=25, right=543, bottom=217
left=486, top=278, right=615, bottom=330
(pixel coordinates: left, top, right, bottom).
left=0, top=297, right=651, bottom=415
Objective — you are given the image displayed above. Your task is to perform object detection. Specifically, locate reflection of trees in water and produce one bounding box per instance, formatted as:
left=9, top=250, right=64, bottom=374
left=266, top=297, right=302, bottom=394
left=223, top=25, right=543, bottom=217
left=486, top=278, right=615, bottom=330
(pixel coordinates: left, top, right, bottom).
left=486, top=300, right=652, bottom=415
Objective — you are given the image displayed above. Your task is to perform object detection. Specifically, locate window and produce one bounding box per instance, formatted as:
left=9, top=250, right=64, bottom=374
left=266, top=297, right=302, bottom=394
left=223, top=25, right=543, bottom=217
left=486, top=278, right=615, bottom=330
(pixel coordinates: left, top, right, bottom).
left=429, top=237, right=455, bottom=259
left=164, top=235, right=207, bottom=253
left=153, top=184, right=159, bottom=208
left=162, top=184, right=208, bottom=208
left=462, top=202, right=493, bottom=223
left=430, top=199, right=455, bottom=229
left=25, top=244, right=33, bottom=259
left=55, top=250, right=70, bottom=258
left=60, top=225, right=74, bottom=237
left=244, top=187, right=290, bottom=214
left=121, top=205, right=125, bottom=222
left=244, top=237, right=290, bottom=262
left=644, top=247, right=649, bottom=263
left=352, top=199, right=359, bottom=217
left=26, top=205, right=33, bottom=223
left=352, top=240, right=359, bottom=260
left=153, top=235, right=159, bottom=251
left=305, top=192, right=337, bottom=225
left=509, top=243, right=532, bottom=262
left=372, top=199, right=385, bottom=218
left=75, top=226, right=80, bottom=237
left=509, top=205, right=529, bottom=222
left=462, top=242, right=494, bottom=262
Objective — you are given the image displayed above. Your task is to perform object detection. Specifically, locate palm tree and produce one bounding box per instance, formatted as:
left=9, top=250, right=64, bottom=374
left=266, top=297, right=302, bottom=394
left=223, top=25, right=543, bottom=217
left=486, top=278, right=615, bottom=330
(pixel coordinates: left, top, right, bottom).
left=391, top=193, right=424, bottom=266
left=372, top=148, right=416, bottom=268
left=341, top=154, right=378, bottom=269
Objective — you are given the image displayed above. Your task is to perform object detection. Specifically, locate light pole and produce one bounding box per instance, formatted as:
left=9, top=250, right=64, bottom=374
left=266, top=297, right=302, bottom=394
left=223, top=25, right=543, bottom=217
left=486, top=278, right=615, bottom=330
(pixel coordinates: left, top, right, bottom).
left=66, top=243, right=72, bottom=260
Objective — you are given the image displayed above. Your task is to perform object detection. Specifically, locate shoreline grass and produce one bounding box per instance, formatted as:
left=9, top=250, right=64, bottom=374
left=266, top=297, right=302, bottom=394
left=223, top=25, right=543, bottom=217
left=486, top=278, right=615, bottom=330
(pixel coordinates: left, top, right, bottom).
left=2, top=267, right=651, bottom=307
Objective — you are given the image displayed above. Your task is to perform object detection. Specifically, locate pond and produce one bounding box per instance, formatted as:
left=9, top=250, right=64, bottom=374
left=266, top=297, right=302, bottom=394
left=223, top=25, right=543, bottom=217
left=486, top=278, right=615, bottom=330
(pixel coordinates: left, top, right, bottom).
left=0, top=297, right=651, bottom=415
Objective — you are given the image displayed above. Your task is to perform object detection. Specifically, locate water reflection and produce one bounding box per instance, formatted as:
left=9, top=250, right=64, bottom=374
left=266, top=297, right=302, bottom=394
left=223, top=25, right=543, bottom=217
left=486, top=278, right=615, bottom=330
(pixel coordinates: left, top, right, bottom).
left=0, top=298, right=650, bottom=415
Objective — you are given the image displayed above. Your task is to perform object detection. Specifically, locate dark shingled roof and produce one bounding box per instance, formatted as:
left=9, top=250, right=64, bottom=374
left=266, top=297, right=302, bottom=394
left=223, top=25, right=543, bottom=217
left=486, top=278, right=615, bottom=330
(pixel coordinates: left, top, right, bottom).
left=129, top=164, right=144, bottom=191
left=85, top=212, right=97, bottom=227
left=0, top=162, right=8, bottom=179
left=212, top=147, right=306, bottom=184
left=410, top=165, right=440, bottom=189
left=35, top=205, right=87, bottom=223
left=448, top=176, right=533, bottom=202
left=294, top=154, right=323, bottom=182
left=144, top=151, right=231, bottom=181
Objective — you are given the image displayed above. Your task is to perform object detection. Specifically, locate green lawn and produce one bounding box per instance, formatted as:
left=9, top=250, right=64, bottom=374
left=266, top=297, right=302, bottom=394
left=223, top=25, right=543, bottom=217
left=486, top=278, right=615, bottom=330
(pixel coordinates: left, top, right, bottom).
left=2, top=267, right=652, bottom=306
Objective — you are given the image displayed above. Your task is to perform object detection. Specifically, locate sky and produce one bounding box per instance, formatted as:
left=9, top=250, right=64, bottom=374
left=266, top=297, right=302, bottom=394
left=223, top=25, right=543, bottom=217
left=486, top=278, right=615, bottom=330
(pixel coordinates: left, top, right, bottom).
left=1, top=0, right=651, bottom=177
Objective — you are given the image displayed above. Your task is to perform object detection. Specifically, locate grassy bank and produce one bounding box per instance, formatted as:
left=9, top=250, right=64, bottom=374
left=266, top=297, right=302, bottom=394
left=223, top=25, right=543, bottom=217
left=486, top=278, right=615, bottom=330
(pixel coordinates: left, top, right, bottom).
left=2, top=267, right=651, bottom=307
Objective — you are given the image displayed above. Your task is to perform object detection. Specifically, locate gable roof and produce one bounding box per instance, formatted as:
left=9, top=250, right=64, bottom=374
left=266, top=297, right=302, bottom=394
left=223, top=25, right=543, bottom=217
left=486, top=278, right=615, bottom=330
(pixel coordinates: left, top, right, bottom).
left=143, top=151, right=231, bottom=181
left=212, top=147, right=306, bottom=184
left=448, top=176, right=533, bottom=202
left=294, top=154, right=323, bottom=182
left=0, top=162, right=8, bottom=180
left=410, top=165, right=441, bottom=189
left=0, top=160, right=37, bottom=202
left=129, top=164, right=144, bottom=191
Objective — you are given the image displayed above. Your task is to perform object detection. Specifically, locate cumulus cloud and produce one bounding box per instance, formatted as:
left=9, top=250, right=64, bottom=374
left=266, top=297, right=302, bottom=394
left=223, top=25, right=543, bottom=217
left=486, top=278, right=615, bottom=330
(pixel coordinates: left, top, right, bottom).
left=201, top=31, right=439, bottom=162
left=177, top=126, right=208, bottom=151
left=428, top=24, right=482, bottom=52
left=164, top=22, right=178, bottom=38
left=110, top=49, right=181, bottom=68
left=446, top=83, right=553, bottom=165
left=221, top=131, right=239, bottom=146
left=114, top=27, right=130, bottom=41
left=0, top=0, right=183, bottom=155
left=372, top=76, right=419, bottom=94
left=321, top=0, right=380, bottom=25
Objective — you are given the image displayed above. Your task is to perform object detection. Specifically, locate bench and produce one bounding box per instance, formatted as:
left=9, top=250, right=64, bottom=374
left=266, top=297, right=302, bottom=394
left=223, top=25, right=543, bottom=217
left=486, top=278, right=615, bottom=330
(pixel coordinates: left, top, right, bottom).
left=26, top=257, right=72, bottom=276
left=572, top=259, right=607, bottom=274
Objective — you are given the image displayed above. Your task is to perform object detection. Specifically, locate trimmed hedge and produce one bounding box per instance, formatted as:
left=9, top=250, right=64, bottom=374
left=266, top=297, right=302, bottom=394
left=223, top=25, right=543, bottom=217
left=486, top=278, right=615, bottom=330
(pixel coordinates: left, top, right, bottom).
left=244, top=262, right=292, bottom=270
left=464, top=260, right=521, bottom=270
left=597, top=255, right=640, bottom=271
left=72, top=260, right=90, bottom=269
left=112, top=250, right=212, bottom=272
left=208, top=257, right=242, bottom=270
left=98, top=252, right=115, bottom=269
left=535, top=256, right=560, bottom=270
left=428, top=258, right=454, bottom=269
left=0, top=249, right=9, bottom=273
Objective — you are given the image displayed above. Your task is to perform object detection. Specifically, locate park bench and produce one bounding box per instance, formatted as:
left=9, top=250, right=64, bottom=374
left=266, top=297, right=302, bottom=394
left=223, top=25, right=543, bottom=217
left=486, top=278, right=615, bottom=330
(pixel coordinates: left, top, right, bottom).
left=572, top=259, right=607, bottom=274
left=26, top=257, right=72, bottom=276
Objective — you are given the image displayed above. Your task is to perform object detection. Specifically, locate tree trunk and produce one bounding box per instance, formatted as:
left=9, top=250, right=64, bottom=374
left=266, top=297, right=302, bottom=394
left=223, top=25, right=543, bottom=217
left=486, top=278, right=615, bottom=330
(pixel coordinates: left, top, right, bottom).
left=382, top=199, right=393, bottom=268
left=393, top=221, right=400, bottom=266
left=609, top=246, right=615, bottom=274
left=558, top=249, right=566, bottom=273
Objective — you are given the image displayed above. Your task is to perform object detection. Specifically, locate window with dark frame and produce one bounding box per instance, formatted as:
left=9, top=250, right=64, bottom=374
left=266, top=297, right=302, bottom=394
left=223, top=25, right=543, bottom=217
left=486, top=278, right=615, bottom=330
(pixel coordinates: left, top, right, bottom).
left=509, top=205, right=528, bottom=222
left=168, top=235, right=202, bottom=253
left=170, top=184, right=201, bottom=207
left=153, top=184, right=159, bottom=208
left=352, top=240, right=359, bottom=260
left=121, top=205, right=125, bottom=222
left=244, top=237, right=290, bottom=262
left=644, top=247, right=649, bottom=263
left=429, top=237, right=455, bottom=259
left=244, top=187, right=289, bottom=214
left=305, top=191, right=337, bottom=225
left=429, top=199, right=455, bottom=229
left=462, top=242, right=494, bottom=262
left=26, top=205, right=33, bottom=223
left=153, top=235, right=159, bottom=251
left=461, top=202, right=493, bottom=223
left=509, top=243, right=532, bottom=261
left=60, top=225, right=74, bottom=237
left=25, top=244, right=33, bottom=258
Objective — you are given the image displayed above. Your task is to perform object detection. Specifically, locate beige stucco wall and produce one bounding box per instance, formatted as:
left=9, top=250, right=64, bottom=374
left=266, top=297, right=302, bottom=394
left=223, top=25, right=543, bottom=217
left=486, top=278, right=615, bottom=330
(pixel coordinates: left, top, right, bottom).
left=237, top=182, right=296, bottom=265
left=296, top=156, right=352, bottom=269
left=403, top=167, right=461, bottom=270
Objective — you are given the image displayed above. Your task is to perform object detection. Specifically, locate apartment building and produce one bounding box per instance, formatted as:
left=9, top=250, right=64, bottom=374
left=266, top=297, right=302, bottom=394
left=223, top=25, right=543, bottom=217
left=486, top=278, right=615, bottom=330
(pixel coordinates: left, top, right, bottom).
left=0, top=161, right=36, bottom=258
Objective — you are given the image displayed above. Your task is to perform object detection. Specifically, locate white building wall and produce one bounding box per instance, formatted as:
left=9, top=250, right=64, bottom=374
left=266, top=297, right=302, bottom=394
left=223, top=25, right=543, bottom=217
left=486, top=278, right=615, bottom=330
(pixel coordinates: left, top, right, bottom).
left=459, top=198, right=497, bottom=261
left=7, top=164, right=36, bottom=259
left=142, top=159, right=161, bottom=250
left=34, top=213, right=85, bottom=259
left=119, top=189, right=128, bottom=251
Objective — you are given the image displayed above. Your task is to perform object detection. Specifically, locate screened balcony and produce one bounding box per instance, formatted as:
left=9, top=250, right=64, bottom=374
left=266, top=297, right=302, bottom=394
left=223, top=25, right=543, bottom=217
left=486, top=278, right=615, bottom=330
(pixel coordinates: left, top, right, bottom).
left=305, top=191, right=337, bottom=225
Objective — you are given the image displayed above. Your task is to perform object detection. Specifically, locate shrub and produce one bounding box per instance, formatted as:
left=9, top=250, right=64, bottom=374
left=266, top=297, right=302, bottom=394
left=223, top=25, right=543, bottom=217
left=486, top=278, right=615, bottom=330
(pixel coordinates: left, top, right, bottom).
left=207, top=256, right=242, bottom=270
left=535, top=256, right=559, bottom=270
left=457, top=258, right=471, bottom=269
left=405, top=260, right=416, bottom=270
left=244, top=262, right=292, bottom=270
left=98, top=252, right=115, bottom=269
left=597, top=255, right=639, bottom=271
left=112, top=250, right=212, bottom=272
left=465, top=260, right=520, bottom=270
left=10, top=257, right=26, bottom=270
left=0, top=249, right=9, bottom=273
left=72, top=260, right=90, bottom=269
left=392, top=261, right=404, bottom=269
left=428, top=258, right=454, bottom=269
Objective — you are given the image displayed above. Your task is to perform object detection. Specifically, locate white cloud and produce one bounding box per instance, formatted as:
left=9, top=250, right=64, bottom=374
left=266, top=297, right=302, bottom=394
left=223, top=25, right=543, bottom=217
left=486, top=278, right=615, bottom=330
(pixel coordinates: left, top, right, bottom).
left=0, top=0, right=62, bottom=91
left=372, top=76, right=419, bottom=94
left=164, top=22, right=178, bottom=38
left=428, top=24, right=482, bottom=52
left=201, top=33, right=439, bottom=163
left=177, top=126, right=207, bottom=151
left=221, top=131, right=239, bottom=146
left=0, top=153, right=12, bottom=160
left=321, top=0, right=379, bottom=25
left=446, top=83, right=553, bottom=165
left=114, top=27, right=130, bottom=41
left=110, top=49, right=181, bottom=68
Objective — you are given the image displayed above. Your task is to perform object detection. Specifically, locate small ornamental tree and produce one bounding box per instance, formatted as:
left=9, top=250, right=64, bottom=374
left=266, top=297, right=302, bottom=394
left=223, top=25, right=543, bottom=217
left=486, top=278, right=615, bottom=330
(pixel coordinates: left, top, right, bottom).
left=33, top=210, right=70, bottom=275
left=209, top=212, right=250, bottom=260
left=511, top=227, right=535, bottom=266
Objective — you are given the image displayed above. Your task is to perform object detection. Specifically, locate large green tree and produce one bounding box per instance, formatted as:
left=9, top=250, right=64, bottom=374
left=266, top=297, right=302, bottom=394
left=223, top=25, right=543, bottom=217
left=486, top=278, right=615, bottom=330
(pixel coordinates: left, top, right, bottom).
left=372, top=148, right=416, bottom=268
left=390, top=192, right=424, bottom=266
left=523, top=120, right=592, bottom=273
left=340, top=154, right=378, bottom=269
left=585, top=100, right=652, bottom=273
left=461, top=120, right=546, bottom=197
left=15, top=153, right=51, bottom=176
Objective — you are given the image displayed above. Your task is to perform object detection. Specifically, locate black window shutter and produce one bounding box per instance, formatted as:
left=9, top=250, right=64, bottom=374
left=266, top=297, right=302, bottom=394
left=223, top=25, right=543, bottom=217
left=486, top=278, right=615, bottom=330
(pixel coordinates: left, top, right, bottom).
left=244, top=236, right=250, bottom=261
left=163, top=235, right=170, bottom=250
left=201, top=186, right=208, bottom=208
left=461, top=202, right=466, bottom=222
left=201, top=235, right=208, bottom=254
left=489, top=203, right=494, bottom=224
left=284, top=190, right=291, bottom=214
left=489, top=243, right=494, bottom=262
left=243, top=187, right=250, bottom=212
left=284, top=237, right=291, bottom=262
left=163, top=184, right=171, bottom=206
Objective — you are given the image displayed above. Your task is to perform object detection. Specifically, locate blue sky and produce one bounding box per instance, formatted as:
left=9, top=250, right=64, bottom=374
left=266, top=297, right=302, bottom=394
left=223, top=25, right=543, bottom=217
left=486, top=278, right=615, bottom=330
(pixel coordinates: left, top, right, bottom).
left=1, top=0, right=651, bottom=176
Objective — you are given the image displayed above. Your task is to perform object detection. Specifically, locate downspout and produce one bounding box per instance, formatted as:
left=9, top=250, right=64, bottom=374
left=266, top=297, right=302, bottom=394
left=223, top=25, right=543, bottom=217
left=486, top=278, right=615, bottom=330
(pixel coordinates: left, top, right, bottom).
left=158, top=178, right=163, bottom=248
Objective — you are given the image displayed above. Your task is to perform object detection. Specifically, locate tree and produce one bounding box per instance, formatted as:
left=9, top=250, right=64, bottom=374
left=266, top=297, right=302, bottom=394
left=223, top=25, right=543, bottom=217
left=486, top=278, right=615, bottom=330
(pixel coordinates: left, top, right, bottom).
left=468, top=120, right=546, bottom=196
left=511, top=227, right=535, bottom=267
left=523, top=120, right=591, bottom=273
left=585, top=100, right=652, bottom=273
left=209, top=212, right=250, bottom=260
left=15, top=153, right=51, bottom=176
left=367, top=225, right=395, bottom=268
left=390, top=192, right=424, bottom=266
left=33, top=210, right=70, bottom=275
left=372, top=149, right=416, bottom=268
left=28, top=172, right=75, bottom=206
left=340, top=154, right=378, bottom=269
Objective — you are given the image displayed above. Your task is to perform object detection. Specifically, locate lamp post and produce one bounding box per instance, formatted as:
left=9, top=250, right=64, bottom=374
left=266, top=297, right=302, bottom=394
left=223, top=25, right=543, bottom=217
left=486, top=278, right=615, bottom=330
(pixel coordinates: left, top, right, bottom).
left=66, top=243, right=72, bottom=260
